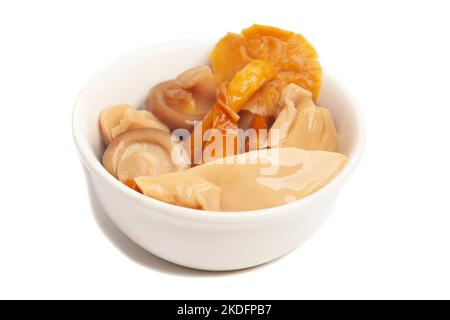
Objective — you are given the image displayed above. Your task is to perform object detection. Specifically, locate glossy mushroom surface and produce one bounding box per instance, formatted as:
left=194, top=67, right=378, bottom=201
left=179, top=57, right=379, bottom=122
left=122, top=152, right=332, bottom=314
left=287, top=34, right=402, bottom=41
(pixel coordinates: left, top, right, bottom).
left=128, top=148, right=347, bottom=211
left=99, top=104, right=133, bottom=145
left=132, top=173, right=222, bottom=211
left=146, top=65, right=216, bottom=130
left=100, top=104, right=169, bottom=145
left=102, top=128, right=188, bottom=182
left=268, top=84, right=338, bottom=151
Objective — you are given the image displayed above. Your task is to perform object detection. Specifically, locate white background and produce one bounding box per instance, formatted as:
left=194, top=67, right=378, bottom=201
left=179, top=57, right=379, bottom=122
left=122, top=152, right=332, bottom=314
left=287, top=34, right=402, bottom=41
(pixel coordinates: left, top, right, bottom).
left=1, top=0, right=449, bottom=300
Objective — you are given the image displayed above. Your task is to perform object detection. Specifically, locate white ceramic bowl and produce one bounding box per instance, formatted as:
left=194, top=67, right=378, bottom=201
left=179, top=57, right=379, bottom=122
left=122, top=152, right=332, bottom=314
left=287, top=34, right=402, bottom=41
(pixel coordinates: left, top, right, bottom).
left=72, top=41, right=365, bottom=271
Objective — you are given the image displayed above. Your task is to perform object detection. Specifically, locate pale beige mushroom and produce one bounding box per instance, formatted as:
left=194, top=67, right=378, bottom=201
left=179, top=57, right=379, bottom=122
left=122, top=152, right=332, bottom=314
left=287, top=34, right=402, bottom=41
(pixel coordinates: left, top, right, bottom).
left=128, top=148, right=347, bottom=211
left=99, top=104, right=169, bottom=145
left=268, top=84, right=338, bottom=151
left=146, top=65, right=216, bottom=130
left=266, top=102, right=297, bottom=148
left=99, top=104, right=133, bottom=145
left=132, top=173, right=222, bottom=211
left=102, top=128, right=189, bottom=182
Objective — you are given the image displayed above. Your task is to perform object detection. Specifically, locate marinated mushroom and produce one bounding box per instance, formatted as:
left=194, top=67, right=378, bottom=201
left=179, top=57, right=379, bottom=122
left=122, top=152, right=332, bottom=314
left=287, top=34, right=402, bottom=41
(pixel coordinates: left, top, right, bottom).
left=99, top=104, right=132, bottom=145
left=131, top=173, right=222, bottom=211
left=210, top=24, right=322, bottom=104
left=146, top=65, right=216, bottom=130
left=100, top=104, right=169, bottom=145
left=127, top=148, right=346, bottom=211
left=98, top=25, right=348, bottom=212
left=102, top=128, right=189, bottom=182
left=268, top=84, right=338, bottom=151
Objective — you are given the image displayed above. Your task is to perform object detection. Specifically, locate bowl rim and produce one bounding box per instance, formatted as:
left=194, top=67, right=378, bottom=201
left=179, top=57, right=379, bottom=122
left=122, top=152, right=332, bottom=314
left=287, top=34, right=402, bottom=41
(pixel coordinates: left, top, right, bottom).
left=72, top=40, right=366, bottom=223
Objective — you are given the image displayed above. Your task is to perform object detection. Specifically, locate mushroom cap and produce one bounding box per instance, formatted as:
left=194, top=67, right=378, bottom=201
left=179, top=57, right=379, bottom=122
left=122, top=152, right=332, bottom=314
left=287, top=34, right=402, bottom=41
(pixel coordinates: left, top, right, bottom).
left=269, top=84, right=338, bottom=151
left=146, top=65, right=216, bottom=130
left=100, top=104, right=169, bottom=145
left=102, top=128, right=189, bottom=182
left=176, top=65, right=214, bottom=88
left=133, top=173, right=222, bottom=211
left=99, top=104, right=134, bottom=145
left=110, top=108, right=169, bottom=138
left=130, top=148, right=347, bottom=211
left=147, top=80, right=203, bottom=130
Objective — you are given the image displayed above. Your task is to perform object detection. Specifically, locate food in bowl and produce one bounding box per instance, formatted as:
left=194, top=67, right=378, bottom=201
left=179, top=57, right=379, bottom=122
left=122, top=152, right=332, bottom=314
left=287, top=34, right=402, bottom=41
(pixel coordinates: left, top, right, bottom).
left=98, top=25, right=347, bottom=211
